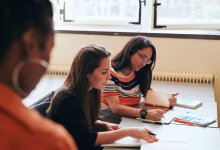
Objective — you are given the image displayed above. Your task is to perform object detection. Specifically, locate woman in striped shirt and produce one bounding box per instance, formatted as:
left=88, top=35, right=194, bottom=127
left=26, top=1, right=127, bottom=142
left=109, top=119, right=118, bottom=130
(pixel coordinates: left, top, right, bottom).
left=102, top=36, right=178, bottom=123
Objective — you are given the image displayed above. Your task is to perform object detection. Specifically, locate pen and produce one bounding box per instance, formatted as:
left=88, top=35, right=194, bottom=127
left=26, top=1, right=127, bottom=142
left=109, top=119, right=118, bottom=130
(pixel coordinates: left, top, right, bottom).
left=147, top=131, right=156, bottom=136
left=174, top=118, right=195, bottom=125
left=169, top=106, right=174, bottom=109
left=157, top=110, right=165, bottom=118
left=137, top=118, right=163, bottom=125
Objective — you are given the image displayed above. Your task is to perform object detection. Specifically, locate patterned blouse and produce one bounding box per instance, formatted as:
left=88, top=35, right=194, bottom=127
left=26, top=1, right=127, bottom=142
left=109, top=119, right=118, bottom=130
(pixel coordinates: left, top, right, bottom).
left=102, top=68, right=142, bottom=106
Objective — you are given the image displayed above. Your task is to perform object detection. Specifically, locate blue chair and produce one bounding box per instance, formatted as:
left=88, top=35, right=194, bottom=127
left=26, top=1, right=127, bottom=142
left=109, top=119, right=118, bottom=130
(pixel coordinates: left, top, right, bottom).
left=29, top=91, right=54, bottom=117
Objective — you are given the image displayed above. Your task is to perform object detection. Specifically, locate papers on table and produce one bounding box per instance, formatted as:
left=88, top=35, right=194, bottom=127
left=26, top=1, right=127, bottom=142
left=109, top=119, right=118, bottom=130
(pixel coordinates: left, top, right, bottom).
left=174, top=112, right=216, bottom=127
left=103, top=136, right=187, bottom=149
left=176, top=98, right=203, bottom=109
left=102, top=137, right=144, bottom=148
left=141, top=136, right=187, bottom=150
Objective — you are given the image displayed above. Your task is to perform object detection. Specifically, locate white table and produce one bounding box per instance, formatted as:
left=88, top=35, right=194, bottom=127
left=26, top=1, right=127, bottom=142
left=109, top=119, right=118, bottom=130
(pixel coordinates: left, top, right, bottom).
left=152, top=81, right=215, bottom=102
left=22, top=75, right=65, bottom=107
left=104, top=81, right=218, bottom=150
left=106, top=117, right=220, bottom=150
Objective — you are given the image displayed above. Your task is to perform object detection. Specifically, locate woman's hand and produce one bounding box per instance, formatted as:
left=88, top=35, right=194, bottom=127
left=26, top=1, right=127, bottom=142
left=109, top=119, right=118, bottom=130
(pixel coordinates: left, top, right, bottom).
left=105, top=122, right=122, bottom=131
left=128, top=128, right=158, bottom=143
left=169, top=93, right=179, bottom=108
left=146, top=109, right=164, bottom=121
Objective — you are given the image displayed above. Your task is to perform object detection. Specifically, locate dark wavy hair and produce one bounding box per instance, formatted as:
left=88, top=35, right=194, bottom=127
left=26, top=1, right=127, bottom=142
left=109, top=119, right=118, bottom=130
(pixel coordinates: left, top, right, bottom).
left=112, top=35, right=156, bottom=96
left=52, top=45, right=111, bottom=127
left=0, top=0, right=53, bottom=61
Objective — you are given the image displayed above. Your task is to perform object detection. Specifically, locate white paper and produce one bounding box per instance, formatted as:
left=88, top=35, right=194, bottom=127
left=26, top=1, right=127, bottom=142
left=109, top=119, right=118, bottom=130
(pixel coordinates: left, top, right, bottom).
left=162, top=109, right=176, bottom=124
left=103, top=135, right=187, bottom=149
left=102, top=137, right=145, bottom=147
left=176, top=98, right=203, bottom=109
left=141, top=136, right=187, bottom=150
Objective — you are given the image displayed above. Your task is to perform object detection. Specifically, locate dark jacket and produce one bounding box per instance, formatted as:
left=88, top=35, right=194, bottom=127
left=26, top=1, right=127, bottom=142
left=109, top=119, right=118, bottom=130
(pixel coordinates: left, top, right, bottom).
left=47, top=91, right=102, bottom=150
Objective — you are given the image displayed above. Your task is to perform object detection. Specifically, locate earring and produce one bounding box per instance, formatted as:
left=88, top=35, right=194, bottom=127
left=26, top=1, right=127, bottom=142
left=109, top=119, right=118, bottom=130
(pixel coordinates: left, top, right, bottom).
left=12, top=58, right=48, bottom=98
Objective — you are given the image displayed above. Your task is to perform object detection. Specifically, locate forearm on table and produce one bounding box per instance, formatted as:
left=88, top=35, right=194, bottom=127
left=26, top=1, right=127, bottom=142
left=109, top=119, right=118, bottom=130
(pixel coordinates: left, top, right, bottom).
left=93, top=120, right=107, bottom=131
left=110, top=104, right=141, bottom=118
left=95, top=128, right=129, bottom=145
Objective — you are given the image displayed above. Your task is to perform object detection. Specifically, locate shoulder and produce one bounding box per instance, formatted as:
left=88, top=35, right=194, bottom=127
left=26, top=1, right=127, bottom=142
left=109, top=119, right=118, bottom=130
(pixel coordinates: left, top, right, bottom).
left=49, top=89, right=82, bottom=116
left=53, top=90, right=80, bottom=106
left=55, top=90, right=79, bottom=100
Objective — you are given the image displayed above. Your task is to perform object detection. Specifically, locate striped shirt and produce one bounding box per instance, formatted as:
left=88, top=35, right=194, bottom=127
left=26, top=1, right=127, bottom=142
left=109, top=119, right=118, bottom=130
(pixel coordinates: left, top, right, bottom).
left=102, top=69, right=142, bottom=106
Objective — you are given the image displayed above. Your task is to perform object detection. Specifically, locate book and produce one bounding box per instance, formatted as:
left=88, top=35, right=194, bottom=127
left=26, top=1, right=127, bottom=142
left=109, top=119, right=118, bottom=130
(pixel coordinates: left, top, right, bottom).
left=176, top=98, right=203, bottom=109
left=174, top=112, right=216, bottom=127
left=138, top=103, right=170, bottom=114
left=137, top=118, right=164, bottom=125
left=145, top=90, right=171, bottom=107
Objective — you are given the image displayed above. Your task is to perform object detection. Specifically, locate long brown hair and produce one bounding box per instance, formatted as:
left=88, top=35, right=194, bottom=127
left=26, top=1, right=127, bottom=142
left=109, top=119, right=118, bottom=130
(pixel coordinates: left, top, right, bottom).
left=50, top=45, right=111, bottom=127
left=112, top=36, right=156, bottom=96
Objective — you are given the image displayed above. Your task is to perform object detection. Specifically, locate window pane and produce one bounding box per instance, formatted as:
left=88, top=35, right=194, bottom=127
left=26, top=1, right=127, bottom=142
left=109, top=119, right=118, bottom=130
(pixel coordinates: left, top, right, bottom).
left=51, top=0, right=139, bottom=25
left=157, top=0, right=220, bottom=25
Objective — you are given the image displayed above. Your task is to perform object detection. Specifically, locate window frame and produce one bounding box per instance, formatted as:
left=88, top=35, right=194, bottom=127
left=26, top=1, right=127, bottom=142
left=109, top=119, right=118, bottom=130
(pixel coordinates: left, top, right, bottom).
left=51, top=0, right=220, bottom=39
left=54, top=0, right=143, bottom=26
left=153, top=0, right=220, bottom=30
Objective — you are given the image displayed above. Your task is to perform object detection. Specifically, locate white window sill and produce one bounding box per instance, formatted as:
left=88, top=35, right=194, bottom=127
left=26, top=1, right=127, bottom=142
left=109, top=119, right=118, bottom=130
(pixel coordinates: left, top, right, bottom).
left=54, top=24, right=220, bottom=40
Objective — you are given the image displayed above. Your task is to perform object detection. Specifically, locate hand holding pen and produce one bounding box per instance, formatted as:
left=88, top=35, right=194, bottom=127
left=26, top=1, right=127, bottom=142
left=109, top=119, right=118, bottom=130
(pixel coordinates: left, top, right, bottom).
left=146, top=109, right=165, bottom=121
left=128, top=128, right=158, bottom=143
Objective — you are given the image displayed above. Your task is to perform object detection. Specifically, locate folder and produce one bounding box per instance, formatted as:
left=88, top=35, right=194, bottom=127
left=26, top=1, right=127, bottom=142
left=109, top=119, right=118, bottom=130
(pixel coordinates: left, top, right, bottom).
left=174, top=112, right=216, bottom=127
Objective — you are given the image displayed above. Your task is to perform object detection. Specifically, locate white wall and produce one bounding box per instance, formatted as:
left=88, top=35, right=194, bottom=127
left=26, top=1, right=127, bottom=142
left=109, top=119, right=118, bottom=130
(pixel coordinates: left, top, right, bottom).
left=51, top=34, right=220, bottom=73
left=51, top=33, right=220, bottom=125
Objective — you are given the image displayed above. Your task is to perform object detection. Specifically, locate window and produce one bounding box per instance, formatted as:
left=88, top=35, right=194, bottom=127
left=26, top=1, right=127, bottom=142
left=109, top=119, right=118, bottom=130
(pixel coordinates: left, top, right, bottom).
left=50, top=0, right=220, bottom=31
left=155, top=0, right=220, bottom=30
left=51, top=0, right=139, bottom=25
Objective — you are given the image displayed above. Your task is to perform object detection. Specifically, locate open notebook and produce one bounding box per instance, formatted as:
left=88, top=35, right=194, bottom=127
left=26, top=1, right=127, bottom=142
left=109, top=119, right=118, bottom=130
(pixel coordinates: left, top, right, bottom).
left=145, top=90, right=171, bottom=107
left=145, top=90, right=203, bottom=109
left=102, top=136, right=187, bottom=149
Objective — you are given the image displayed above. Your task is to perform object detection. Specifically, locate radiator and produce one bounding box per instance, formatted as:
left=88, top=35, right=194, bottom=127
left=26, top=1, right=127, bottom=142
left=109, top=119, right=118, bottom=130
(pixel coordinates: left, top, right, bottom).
left=47, top=64, right=215, bottom=84
left=47, top=64, right=69, bottom=76
left=152, top=71, right=214, bottom=84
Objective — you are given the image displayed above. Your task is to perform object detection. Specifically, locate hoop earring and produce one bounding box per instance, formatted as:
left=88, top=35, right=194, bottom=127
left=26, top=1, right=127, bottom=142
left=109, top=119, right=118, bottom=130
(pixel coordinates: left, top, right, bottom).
left=12, top=58, right=48, bottom=98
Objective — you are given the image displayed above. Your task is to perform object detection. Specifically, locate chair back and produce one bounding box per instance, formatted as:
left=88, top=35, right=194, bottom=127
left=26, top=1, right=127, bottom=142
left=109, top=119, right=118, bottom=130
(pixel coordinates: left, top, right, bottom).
left=29, top=91, right=54, bottom=117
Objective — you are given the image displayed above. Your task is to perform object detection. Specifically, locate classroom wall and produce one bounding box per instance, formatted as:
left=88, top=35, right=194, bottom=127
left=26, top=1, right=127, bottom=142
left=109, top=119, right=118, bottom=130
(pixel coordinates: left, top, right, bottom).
left=51, top=33, right=220, bottom=125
